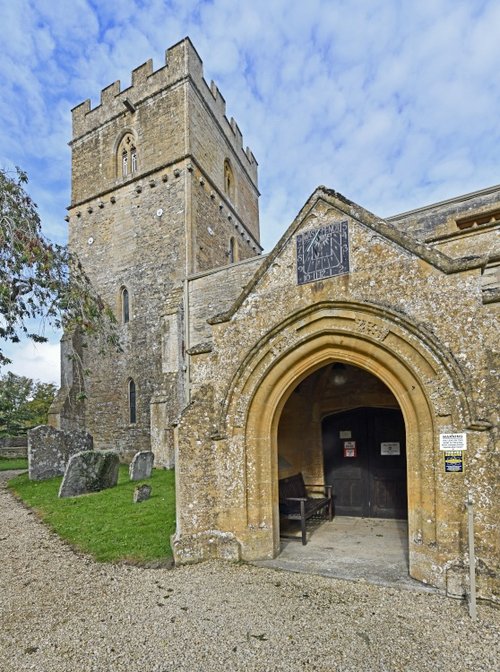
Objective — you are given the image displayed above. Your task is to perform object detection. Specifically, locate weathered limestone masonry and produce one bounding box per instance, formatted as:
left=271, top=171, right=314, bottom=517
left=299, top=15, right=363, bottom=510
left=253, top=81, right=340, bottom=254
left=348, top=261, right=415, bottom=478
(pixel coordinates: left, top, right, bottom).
left=50, top=38, right=261, bottom=464
left=51, top=37, right=498, bottom=599
left=0, top=436, right=27, bottom=459
left=174, top=186, right=499, bottom=601
left=59, top=450, right=120, bottom=498
left=28, top=425, right=93, bottom=481
left=129, top=450, right=154, bottom=481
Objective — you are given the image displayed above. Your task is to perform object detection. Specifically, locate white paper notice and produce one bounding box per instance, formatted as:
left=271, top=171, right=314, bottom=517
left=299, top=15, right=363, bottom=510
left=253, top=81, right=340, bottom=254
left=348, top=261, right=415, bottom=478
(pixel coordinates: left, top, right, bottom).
left=380, top=442, right=400, bottom=456
left=439, top=433, right=467, bottom=451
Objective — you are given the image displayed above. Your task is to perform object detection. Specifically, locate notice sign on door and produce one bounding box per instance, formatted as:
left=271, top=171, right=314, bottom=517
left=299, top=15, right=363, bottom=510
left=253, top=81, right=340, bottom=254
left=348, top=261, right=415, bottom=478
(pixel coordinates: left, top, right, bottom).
left=380, top=442, right=400, bottom=456
left=440, top=433, right=467, bottom=451
left=444, top=451, right=465, bottom=473
left=343, top=441, right=357, bottom=458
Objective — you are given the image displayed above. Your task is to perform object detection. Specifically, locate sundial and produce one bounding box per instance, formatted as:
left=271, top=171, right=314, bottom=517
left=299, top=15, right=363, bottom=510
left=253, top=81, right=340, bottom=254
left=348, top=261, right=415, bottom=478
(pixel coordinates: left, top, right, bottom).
left=296, top=221, right=349, bottom=285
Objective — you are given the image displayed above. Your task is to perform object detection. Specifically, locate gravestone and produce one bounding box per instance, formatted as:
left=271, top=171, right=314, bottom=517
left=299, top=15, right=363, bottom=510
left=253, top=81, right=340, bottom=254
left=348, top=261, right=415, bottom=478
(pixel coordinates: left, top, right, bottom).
left=28, top=426, right=93, bottom=481
left=59, top=450, right=119, bottom=498
left=129, top=451, right=154, bottom=481
left=133, top=484, right=152, bottom=503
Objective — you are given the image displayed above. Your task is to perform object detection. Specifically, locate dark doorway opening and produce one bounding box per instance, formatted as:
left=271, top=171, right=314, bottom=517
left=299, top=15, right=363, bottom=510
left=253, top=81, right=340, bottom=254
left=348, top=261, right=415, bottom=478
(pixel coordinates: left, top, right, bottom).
left=322, top=407, right=407, bottom=519
left=275, top=360, right=411, bottom=582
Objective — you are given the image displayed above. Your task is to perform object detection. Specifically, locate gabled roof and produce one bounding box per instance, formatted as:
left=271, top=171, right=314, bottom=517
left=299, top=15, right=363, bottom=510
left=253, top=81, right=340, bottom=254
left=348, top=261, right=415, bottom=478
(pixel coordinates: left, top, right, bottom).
left=209, top=187, right=496, bottom=325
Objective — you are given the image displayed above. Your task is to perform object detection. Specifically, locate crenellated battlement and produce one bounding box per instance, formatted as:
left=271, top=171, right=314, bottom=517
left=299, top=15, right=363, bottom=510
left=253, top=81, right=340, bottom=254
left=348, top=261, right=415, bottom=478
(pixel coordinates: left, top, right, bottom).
left=71, top=37, right=257, bottom=172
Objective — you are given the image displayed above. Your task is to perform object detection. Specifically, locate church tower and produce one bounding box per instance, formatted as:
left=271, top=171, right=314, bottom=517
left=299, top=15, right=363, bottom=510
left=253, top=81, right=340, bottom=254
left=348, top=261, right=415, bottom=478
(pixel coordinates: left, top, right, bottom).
left=52, top=38, right=260, bottom=464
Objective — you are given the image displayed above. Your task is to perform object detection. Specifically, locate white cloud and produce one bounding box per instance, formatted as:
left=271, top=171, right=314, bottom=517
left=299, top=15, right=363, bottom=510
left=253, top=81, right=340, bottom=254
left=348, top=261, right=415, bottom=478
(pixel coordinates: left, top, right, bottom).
left=3, top=340, right=61, bottom=386
left=1, top=0, right=499, bottom=372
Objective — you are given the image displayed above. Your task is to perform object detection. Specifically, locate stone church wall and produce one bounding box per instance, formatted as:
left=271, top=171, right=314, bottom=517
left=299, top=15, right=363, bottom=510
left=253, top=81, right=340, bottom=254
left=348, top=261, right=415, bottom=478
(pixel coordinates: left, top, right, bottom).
left=66, top=166, right=188, bottom=457
left=174, top=190, right=499, bottom=600
left=71, top=81, right=186, bottom=206
left=187, top=84, right=259, bottom=242
left=190, top=163, right=260, bottom=274
left=55, top=38, right=261, bottom=462
left=188, top=255, right=265, bottom=348
left=388, top=183, right=500, bottom=245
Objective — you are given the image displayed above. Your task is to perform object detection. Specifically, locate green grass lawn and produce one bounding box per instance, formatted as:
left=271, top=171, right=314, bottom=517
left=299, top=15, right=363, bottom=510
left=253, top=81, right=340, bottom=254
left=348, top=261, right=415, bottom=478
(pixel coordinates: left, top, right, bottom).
left=0, top=456, right=28, bottom=471
left=7, top=465, right=176, bottom=563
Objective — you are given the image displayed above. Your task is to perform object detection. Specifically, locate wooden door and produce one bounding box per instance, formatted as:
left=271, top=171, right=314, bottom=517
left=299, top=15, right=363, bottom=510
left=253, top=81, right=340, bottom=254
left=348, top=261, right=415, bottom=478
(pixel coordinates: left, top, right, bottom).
left=322, top=408, right=407, bottom=519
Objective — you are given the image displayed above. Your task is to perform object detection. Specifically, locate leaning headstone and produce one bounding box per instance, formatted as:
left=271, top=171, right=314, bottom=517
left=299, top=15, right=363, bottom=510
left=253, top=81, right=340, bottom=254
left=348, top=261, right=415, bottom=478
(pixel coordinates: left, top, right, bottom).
left=133, top=484, right=152, bottom=503
left=59, top=450, right=119, bottom=498
left=28, top=426, right=93, bottom=481
left=129, top=451, right=154, bottom=481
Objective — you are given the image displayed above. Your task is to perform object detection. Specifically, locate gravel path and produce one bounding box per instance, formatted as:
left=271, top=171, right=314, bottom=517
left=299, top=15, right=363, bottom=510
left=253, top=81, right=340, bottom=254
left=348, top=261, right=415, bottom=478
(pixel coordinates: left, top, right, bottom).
left=1, top=471, right=499, bottom=672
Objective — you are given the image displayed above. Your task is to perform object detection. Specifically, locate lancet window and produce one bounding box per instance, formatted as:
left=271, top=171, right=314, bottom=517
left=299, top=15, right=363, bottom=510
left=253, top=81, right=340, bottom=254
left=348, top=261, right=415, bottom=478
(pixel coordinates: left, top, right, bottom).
left=121, top=286, right=130, bottom=324
left=128, top=379, right=137, bottom=424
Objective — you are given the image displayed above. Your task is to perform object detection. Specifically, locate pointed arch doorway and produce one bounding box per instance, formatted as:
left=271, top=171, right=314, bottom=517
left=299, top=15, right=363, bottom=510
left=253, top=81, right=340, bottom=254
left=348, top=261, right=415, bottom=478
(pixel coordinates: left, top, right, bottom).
left=276, top=361, right=409, bottom=571
left=222, top=303, right=458, bottom=586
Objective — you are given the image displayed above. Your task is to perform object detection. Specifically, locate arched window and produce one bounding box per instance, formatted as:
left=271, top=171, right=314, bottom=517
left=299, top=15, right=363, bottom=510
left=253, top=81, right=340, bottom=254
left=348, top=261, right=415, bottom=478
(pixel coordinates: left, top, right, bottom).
left=224, top=159, right=235, bottom=201
left=117, top=133, right=138, bottom=177
left=128, top=379, right=137, bottom=424
left=121, top=287, right=130, bottom=324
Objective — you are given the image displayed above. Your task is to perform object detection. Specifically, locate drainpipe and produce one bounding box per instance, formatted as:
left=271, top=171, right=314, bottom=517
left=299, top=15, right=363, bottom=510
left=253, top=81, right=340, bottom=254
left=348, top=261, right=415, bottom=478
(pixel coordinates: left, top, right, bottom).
left=466, top=492, right=477, bottom=620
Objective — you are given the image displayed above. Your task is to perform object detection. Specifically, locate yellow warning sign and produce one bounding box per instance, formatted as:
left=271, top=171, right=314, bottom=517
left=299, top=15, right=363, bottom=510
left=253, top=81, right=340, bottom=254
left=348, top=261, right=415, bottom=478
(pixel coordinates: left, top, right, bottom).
left=444, top=451, right=464, bottom=473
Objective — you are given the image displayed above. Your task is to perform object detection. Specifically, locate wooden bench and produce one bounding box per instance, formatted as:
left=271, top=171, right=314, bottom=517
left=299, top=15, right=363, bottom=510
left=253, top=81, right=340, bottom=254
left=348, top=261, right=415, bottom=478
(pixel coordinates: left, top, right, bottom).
left=279, top=473, right=333, bottom=545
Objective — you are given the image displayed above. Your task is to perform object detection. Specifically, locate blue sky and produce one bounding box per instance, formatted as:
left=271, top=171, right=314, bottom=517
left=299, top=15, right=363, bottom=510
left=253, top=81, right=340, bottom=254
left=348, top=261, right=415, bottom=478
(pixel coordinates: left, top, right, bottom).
left=1, top=0, right=499, bottom=383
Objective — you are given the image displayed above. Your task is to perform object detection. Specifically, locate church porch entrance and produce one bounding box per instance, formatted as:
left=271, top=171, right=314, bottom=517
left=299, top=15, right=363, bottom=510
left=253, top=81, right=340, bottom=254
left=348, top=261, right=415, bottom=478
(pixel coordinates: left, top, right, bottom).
left=276, top=363, right=409, bottom=577
left=217, top=305, right=458, bottom=588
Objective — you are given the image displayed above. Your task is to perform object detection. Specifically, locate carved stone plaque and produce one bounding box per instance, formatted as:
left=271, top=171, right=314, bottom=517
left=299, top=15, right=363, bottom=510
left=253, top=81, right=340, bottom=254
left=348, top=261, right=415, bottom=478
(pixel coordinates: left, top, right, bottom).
left=296, top=221, right=349, bottom=285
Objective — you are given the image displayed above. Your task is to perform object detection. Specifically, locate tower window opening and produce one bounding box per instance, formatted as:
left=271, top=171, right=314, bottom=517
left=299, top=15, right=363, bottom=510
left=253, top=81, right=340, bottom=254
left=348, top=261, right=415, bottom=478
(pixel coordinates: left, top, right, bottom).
left=224, top=159, right=235, bottom=201
left=128, top=379, right=137, bottom=424
left=229, top=236, right=238, bottom=264
left=117, top=133, right=138, bottom=178
left=121, top=287, right=130, bottom=323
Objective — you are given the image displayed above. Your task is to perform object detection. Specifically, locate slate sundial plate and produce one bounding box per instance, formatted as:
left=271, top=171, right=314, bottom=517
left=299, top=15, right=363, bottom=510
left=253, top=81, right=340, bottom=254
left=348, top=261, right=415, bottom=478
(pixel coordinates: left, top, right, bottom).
left=296, top=221, right=349, bottom=285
